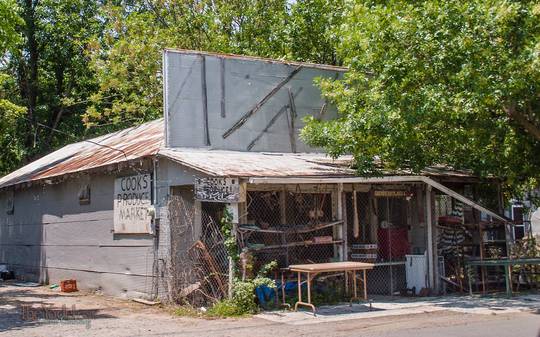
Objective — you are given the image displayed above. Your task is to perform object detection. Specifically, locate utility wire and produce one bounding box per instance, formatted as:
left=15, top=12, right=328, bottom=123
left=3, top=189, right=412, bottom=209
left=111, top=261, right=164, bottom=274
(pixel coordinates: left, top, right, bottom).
left=22, top=117, right=128, bottom=160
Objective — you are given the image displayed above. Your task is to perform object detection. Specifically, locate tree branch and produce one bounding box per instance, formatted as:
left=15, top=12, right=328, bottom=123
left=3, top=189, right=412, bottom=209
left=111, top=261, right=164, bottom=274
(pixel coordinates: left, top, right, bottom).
left=505, top=103, right=540, bottom=141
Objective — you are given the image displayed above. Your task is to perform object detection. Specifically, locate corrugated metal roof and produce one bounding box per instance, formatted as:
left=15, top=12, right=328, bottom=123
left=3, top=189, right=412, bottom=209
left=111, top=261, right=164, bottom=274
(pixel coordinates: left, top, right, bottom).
left=158, top=148, right=355, bottom=177
left=0, top=119, right=163, bottom=189
left=0, top=117, right=481, bottom=189
left=158, top=148, right=480, bottom=179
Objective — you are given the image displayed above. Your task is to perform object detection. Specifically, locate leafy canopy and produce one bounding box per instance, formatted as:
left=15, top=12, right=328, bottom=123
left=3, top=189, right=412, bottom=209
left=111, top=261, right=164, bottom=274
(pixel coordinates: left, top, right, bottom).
left=302, top=0, right=540, bottom=187
left=84, top=0, right=344, bottom=128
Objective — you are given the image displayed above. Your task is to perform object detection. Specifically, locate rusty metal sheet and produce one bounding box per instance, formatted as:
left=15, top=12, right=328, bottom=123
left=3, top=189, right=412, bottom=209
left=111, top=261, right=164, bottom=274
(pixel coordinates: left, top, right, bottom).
left=0, top=119, right=163, bottom=189
left=158, top=148, right=355, bottom=177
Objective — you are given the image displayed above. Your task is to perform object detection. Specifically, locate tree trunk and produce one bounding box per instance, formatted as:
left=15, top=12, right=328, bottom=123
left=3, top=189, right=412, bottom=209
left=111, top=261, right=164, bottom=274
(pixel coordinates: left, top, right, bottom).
left=505, top=103, right=540, bottom=141
left=22, top=0, right=39, bottom=151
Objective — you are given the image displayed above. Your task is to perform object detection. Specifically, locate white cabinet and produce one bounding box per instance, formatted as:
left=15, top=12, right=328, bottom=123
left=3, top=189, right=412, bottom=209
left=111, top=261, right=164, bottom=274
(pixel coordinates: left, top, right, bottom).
left=406, top=253, right=427, bottom=294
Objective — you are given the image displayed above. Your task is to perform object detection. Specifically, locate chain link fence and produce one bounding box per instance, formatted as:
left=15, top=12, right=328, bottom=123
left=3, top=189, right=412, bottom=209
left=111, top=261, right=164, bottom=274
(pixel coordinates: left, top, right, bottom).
left=166, top=188, right=229, bottom=306
left=161, top=183, right=528, bottom=307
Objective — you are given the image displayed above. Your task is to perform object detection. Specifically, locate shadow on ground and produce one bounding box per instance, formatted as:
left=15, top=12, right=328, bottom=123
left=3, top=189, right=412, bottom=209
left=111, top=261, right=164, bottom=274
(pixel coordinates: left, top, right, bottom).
left=0, top=285, right=116, bottom=333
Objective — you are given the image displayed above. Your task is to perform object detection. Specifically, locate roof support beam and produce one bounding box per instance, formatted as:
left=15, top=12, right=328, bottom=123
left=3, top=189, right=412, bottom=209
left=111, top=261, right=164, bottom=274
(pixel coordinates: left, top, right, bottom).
left=222, top=66, right=302, bottom=139
left=248, top=175, right=508, bottom=222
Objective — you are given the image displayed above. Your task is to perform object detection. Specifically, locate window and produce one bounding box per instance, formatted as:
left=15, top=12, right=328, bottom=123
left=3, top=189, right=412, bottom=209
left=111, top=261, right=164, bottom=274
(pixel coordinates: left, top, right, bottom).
left=512, top=205, right=525, bottom=240
left=78, top=184, right=91, bottom=205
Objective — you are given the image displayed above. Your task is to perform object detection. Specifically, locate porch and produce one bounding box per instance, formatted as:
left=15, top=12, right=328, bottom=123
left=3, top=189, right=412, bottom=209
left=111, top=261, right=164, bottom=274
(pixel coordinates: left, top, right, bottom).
left=158, top=149, right=524, bottom=307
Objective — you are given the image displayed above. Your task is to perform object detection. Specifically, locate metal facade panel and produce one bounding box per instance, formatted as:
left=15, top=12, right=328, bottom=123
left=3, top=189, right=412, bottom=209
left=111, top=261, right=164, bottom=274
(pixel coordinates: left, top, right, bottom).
left=164, top=50, right=344, bottom=152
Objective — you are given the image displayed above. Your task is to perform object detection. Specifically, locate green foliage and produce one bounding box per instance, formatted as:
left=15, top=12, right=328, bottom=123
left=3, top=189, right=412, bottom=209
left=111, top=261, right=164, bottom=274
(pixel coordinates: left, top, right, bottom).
left=0, top=0, right=343, bottom=175
left=173, top=305, right=201, bottom=318
left=206, top=298, right=248, bottom=317
left=0, top=0, right=22, bottom=55
left=220, top=207, right=239, bottom=263
left=287, top=0, right=345, bottom=64
left=0, top=0, right=104, bottom=172
left=0, top=87, right=25, bottom=174
left=84, top=0, right=343, bottom=127
left=219, top=207, right=277, bottom=315
left=302, top=0, right=540, bottom=191
left=208, top=276, right=276, bottom=317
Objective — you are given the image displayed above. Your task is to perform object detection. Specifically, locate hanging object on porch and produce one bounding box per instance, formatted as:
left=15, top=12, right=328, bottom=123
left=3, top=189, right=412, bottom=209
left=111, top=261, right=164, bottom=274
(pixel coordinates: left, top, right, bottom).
left=353, top=189, right=360, bottom=238
left=308, top=193, right=326, bottom=222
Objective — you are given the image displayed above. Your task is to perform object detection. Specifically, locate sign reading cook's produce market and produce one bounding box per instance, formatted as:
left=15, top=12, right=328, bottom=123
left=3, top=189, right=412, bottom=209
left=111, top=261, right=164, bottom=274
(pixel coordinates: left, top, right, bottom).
left=194, top=177, right=245, bottom=203
left=114, top=174, right=152, bottom=233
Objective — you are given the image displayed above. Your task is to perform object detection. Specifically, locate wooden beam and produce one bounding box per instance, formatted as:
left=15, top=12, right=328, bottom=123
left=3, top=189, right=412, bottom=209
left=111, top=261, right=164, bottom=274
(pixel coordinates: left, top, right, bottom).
left=200, top=55, right=210, bottom=146
left=426, top=185, right=434, bottom=289
left=220, top=57, right=226, bottom=118
left=222, top=66, right=302, bottom=139
left=246, top=104, right=289, bottom=151
left=246, top=88, right=303, bottom=151
left=249, top=176, right=509, bottom=222
left=287, top=88, right=297, bottom=153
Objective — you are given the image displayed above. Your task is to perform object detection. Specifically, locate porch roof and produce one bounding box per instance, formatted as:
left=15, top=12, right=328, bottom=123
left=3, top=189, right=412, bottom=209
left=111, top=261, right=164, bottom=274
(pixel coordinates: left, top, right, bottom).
left=158, top=147, right=479, bottom=180
left=158, top=148, right=356, bottom=177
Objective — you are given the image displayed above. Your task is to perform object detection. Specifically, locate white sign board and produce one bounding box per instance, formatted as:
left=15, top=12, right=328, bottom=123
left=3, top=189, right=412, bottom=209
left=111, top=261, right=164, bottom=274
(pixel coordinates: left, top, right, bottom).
left=114, top=174, right=152, bottom=233
left=194, top=177, right=245, bottom=203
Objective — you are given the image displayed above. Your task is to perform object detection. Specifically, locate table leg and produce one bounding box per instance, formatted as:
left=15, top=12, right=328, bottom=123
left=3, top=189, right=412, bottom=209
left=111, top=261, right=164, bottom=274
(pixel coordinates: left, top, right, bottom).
left=350, top=269, right=361, bottom=305
left=294, top=271, right=316, bottom=314
left=353, top=270, right=358, bottom=299
left=297, top=271, right=301, bottom=306
left=307, top=272, right=312, bottom=304
left=280, top=271, right=291, bottom=309
left=345, top=270, right=349, bottom=295
left=363, top=269, right=367, bottom=300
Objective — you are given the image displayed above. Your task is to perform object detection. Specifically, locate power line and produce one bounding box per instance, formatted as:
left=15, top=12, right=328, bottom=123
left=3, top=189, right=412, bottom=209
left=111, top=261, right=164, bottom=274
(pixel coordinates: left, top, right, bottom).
left=22, top=117, right=128, bottom=160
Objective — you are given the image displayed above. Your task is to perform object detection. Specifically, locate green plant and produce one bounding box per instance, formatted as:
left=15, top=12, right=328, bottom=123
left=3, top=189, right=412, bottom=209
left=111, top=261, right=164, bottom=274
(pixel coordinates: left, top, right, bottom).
left=221, top=208, right=239, bottom=263
left=206, top=299, right=248, bottom=318
left=173, top=305, right=200, bottom=318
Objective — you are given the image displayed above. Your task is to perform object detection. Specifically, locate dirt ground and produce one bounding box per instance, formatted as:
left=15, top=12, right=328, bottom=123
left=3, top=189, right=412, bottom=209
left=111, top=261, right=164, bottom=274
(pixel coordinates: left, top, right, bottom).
left=1, top=282, right=539, bottom=337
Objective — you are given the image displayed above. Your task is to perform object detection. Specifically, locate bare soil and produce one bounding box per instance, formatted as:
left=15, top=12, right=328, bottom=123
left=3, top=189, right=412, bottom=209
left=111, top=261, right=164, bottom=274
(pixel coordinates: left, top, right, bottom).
left=0, top=282, right=538, bottom=337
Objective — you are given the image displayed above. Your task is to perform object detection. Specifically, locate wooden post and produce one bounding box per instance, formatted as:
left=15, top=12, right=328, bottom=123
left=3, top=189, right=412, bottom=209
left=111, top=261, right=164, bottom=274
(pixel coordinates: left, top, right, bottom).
left=335, top=183, right=344, bottom=261
left=226, top=203, right=240, bottom=299
left=426, top=185, right=435, bottom=289
left=342, top=185, right=348, bottom=261
left=353, top=188, right=359, bottom=239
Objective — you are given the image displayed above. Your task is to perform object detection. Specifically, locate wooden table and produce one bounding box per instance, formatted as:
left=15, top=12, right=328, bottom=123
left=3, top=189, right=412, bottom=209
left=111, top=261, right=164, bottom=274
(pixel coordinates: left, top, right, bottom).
left=288, top=261, right=374, bottom=314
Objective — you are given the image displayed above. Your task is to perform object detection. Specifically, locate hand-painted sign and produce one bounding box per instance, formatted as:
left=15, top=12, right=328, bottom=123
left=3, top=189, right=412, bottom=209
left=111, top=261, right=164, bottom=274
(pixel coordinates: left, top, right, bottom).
left=114, top=174, right=152, bottom=233
left=194, top=177, right=245, bottom=203
left=374, top=190, right=411, bottom=198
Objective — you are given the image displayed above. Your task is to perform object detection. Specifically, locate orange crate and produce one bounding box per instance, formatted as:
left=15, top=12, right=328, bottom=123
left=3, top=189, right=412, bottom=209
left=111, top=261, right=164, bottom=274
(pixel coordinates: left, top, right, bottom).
left=60, top=279, right=78, bottom=292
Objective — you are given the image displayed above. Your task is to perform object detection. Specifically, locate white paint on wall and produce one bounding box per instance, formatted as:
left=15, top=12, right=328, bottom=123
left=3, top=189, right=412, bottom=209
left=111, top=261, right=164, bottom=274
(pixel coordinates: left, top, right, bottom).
left=114, top=174, right=152, bottom=233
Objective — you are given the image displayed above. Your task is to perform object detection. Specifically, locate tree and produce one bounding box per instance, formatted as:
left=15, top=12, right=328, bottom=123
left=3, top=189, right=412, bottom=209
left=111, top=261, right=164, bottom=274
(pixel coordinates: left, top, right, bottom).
left=0, top=0, right=25, bottom=174
left=2, top=0, right=102, bottom=166
left=287, top=0, right=345, bottom=65
left=301, top=0, right=540, bottom=188
left=84, top=0, right=344, bottom=127
left=0, top=0, right=22, bottom=54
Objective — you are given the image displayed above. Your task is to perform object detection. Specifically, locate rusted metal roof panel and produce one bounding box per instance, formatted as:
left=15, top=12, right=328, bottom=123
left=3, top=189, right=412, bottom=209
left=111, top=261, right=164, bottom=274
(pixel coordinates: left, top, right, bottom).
left=0, top=117, right=481, bottom=189
left=0, top=119, right=163, bottom=189
left=158, top=148, right=356, bottom=177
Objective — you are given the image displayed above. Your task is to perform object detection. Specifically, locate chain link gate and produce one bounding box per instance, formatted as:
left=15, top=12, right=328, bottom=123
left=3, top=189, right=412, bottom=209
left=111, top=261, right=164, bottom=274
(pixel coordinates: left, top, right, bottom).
left=166, top=187, right=229, bottom=306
